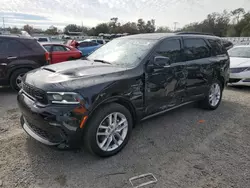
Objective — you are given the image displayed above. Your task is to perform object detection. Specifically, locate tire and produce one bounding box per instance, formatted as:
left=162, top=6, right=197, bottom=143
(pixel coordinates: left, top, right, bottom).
left=84, top=103, right=133, bottom=157
left=200, top=79, right=222, bottom=110
left=68, top=57, right=75, bottom=61
left=10, top=68, right=30, bottom=91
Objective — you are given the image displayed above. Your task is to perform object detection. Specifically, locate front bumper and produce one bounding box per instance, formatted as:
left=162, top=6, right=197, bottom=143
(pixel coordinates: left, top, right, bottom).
left=18, top=90, right=86, bottom=149
left=229, top=71, right=250, bottom=86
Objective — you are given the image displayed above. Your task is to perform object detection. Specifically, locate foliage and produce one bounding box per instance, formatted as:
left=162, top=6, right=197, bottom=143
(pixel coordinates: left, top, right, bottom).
left=180, top=8, right=250, bottom=37
left=45, top=25, right=58, bottom=35
left=23, top=24, right=33, bottom=34
left=5, top=8, right=250, bottom=37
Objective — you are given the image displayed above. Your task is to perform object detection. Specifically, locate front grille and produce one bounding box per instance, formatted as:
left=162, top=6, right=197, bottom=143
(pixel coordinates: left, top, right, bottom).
left=230, top=67, right=247, bottom=73
left=27, top=121, right=62, bottom=143
left=22, top=82, right=48, bottom=104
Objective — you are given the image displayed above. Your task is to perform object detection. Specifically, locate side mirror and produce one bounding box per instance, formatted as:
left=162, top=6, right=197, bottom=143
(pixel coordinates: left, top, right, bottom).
left=146, top=56, right=170, bottom=72
left=154, top=56, right=170, bottom=67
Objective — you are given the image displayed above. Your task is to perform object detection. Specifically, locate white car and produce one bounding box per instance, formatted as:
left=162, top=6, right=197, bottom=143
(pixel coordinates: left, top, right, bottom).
left=228, top=45, right=250, bottom=86
left=35, top=37, right=51, bottom=43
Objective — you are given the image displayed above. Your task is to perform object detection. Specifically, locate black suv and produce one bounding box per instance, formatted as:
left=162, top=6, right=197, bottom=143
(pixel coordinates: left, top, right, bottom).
left=17, top=33, right=230, bottom=157
left=0, top=35, right=49, bottom=90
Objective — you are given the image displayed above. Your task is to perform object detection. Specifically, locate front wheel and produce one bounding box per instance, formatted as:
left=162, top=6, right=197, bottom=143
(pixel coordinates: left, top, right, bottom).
left=10, top=68, right=30, bottom=91
left=84, top=103, right=133, bottom=157
left=200, top=80, right=222, bottom=110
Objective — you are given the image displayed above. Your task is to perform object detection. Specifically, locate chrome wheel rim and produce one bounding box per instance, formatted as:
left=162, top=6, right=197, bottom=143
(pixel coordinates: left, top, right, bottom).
left=16, top=74, right=24, bottom=88
left=96, top=112, right=128, bottom=152
left=209, top=83, right=221, bottom=107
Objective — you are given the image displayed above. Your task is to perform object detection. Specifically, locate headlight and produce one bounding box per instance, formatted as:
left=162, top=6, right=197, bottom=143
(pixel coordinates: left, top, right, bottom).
left=47, top=92, right=82, bottom=104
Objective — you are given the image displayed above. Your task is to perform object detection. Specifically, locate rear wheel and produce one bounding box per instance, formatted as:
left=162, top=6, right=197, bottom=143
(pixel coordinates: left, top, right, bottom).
left=10, top=68, right=30, bottom=91
left=84, top=103, right=133, bottom=157
left=200, top=80, right=222, bottom=110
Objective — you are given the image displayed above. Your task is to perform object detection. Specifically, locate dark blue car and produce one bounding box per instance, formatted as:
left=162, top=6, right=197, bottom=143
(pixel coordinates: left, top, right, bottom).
left=77, top=40, right=102, bottom=56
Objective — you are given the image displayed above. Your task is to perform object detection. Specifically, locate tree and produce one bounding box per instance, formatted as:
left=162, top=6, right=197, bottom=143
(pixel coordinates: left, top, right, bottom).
left=156, top=26, right=172, bottom=33
left=120, top=22, right=139, bottom=34
left=23, top=24, right=34, bottom=35
left=45, top=25, right=58, bottom=35
left=137, top=19, right=146, bottom=33
left=145, top=19, right=156, bottom=33
left=64, top=24, right=81, bottom=33
left=231, top=8, right=245, bottom=24
left=94, top=23, right=110, bottom=35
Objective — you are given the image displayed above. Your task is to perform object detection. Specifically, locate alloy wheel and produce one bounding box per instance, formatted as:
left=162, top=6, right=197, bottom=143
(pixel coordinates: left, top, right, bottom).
left=96, top=112, right=128, bottom=152
left=209, top=83, right=221, bottom=107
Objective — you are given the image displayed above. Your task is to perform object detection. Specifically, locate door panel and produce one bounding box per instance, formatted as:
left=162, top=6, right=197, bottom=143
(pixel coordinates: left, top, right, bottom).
left=183, top=38, right=211, bottom=98
left=145, top=38, right=187, bottom=116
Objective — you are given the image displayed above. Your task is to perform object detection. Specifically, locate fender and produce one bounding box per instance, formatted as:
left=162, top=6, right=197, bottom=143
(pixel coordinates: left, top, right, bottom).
left=88, top=95, right=139, bottom=124
left=7, top=59, right=40, bottom=78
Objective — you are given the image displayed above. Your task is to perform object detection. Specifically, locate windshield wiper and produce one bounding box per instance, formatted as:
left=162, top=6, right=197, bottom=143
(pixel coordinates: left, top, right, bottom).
left=93, top=59, right=112, bottom=65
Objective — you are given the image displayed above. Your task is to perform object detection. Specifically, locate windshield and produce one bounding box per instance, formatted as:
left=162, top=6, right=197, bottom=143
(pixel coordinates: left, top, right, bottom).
left=88, top=38, right=157, bottom=67
left=228, top=47, right=250, bottom=58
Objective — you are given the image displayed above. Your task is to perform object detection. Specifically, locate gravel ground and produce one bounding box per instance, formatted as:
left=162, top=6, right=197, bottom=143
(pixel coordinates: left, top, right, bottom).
left=0, top=86, right=250, bottom=188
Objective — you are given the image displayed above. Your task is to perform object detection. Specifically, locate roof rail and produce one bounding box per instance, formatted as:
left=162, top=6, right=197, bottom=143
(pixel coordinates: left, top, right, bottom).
left=176, top=32, right=215, bottom=36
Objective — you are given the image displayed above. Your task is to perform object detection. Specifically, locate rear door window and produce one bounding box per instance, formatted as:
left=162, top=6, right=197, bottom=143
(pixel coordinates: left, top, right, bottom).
left=53, top=45, right=67, bottom=52
left=43, top=45, right=52, bottom=52
left=184, top=38, right=210, bottom=61
left=156, top=39, right=182, bottom=63
left=0, top=38, right=30, bottom=55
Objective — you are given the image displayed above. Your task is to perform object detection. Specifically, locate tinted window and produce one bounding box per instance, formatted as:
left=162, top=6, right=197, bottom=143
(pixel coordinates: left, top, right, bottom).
left=79, top=42, right=89, bottom=47
left=97, top=40, right=104, bottom=44
left=208, top=39, right=224, bottom=55
left=89, top=42, right=98, bottom=47
left=37, top=38, right=48, bottom=42
left=0, top=38, right=30, bottom=54
left=156, top=39, right=182, bottom=63
left=53, top=45, right=67, bottom=52
left=43, top=45, right=52, bottom=51
left=184, top=38, right=210, bottom=60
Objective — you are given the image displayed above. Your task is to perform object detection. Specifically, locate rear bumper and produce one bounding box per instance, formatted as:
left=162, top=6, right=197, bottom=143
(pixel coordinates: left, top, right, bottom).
left=18, top=91, right=85, bottom=149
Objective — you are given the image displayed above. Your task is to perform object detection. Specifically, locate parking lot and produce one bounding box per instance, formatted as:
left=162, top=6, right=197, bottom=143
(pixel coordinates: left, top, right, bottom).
left=0, top=86, right=250, bottom=188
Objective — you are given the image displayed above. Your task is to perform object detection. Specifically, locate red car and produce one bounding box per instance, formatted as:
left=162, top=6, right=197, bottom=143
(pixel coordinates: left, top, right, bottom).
left=42, top=43, right=82, bottom=64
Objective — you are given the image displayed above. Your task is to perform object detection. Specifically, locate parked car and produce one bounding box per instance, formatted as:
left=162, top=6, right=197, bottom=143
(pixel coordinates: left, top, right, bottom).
left=84, top=39, right=106, bottom=45
left=228, top=45, right=250, bottom=86
left=35, top=37, right=51, bottom=43
left=0, top=35, right=50, bottom=90
left=42, top=43, right=82, bottom=64
left=77, top=41, right=101, bottom=56
left=17, top=33, right=229, bottom=157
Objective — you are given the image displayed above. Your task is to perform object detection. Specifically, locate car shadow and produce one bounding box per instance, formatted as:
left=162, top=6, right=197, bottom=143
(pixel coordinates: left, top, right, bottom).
left=24, top=98, right=250, bottom=187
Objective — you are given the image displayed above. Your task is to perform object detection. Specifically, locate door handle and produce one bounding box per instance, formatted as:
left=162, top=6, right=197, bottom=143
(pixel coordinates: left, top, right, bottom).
left=164, top=65, right=171, bottom=68
left=7, top=56, right=17, bottom=60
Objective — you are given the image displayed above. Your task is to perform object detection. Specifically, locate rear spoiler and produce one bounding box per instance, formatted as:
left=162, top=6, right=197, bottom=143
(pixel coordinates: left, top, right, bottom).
left=221, top=39, right=234, bottom=50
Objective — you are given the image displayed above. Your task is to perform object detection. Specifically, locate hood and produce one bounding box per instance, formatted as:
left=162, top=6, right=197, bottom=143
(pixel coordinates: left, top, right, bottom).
left=41, top=59, right=126, bottom=77
left=23, top=59, right=133, bottom=91
left=230, top=57, right=250, bottom=68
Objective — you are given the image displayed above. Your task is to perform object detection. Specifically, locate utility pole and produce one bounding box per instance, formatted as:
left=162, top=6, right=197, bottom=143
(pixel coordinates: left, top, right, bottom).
left=173, top=22, right=178, bottom=31
left=3, top=17, right=5, bottom=30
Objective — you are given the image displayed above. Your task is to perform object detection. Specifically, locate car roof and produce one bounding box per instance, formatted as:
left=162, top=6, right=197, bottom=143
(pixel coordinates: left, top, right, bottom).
left=0, top=35, right=34, bottom=40
left=120, top=32, right=219, bottom=40
left=41, top=42, right=63, bottom=45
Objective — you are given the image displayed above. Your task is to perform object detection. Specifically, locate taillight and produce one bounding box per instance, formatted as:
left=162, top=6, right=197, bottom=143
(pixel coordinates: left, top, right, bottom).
left=45, top=52, right=50, bottom=63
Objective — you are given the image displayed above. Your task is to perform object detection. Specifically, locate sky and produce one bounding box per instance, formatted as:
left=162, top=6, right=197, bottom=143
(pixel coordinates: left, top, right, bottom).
left=0, top=0, right=250, bottom=30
